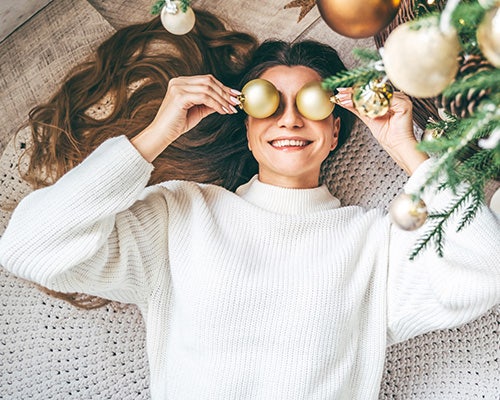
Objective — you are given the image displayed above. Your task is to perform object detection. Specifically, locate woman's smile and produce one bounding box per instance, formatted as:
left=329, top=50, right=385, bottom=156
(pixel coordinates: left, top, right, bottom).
left=269, top=137, right=313, bottom=150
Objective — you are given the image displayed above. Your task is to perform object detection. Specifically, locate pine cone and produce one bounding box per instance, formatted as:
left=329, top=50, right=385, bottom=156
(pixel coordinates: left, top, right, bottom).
left=435, top=54, right=494, bottom=119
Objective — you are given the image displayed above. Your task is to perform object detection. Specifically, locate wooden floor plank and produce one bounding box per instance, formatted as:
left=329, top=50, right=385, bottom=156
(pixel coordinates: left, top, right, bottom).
left=0, top=0, right=115, bottom=151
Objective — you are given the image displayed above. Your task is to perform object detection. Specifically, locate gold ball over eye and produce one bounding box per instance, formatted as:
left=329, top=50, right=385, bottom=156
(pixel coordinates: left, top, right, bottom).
left=239, top=79, right=280, bottom=119
left=295, top=81, right=335, bottom=121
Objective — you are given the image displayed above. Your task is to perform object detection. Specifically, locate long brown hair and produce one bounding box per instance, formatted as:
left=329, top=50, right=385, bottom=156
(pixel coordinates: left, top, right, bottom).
left=23, top=9, right=258, bottom=191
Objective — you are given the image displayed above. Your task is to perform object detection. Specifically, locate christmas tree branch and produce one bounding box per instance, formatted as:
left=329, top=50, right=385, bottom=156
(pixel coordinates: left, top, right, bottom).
left=352, top=48, right=382, bottom=62
left=322, top=66, right=383, bottom=91
left=442, top=69, right=500, bottom=98
left=416, top=105, right=500, bottom=195
left=450, top=1, right=486, bottom=54
left=409, top=185, right=477, bottom=260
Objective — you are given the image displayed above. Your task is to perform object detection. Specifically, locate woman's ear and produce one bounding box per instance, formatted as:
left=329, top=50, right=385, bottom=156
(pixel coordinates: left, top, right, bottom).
left=330, top=116, right=340, bottom=150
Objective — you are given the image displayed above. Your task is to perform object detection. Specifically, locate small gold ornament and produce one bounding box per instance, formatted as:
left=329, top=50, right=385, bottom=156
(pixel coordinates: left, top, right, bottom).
left=382, top=16, right=460, bottom=98
left=477, top=6, right=500, bottom=68
left=389, top=193, right=428, bottom=231
left=160, top=1, right=196, bottom=35
left=422, top=127, right=443, bottom=142
left=352, top=79, right=394, bottom=118
left=317, top=0, right=401, bottom=38
left=238, top=79, right=280, bottom=119
left=295, top=81, right=335, bottom=121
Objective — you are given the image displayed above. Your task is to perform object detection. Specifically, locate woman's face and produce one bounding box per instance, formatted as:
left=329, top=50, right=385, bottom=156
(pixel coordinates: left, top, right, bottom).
left=246, top=65, right=340, bottom=189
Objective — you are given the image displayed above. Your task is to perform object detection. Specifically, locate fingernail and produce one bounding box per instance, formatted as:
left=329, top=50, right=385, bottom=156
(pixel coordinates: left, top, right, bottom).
left=222, top=106, right=230, bottom=114
left=230, top=88, right=242, bottom=95
left=230, top=96, right=241, bottom=105
left=340, top=100, right=352, bottom=106
left=229, top=105, right=238, bottom=113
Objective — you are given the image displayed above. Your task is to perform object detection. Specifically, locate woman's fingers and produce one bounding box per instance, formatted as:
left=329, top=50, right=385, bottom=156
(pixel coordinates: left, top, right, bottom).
left=170, top=75, right=240, bottom=115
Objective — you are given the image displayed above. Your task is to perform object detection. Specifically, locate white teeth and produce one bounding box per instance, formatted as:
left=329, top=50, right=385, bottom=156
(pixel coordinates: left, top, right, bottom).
left=271, top=139, right=309, bottom=148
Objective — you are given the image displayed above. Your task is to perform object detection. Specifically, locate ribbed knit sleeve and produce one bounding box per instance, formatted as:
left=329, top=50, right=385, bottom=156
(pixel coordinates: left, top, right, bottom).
left=0, top=136, right=168, bottom=305
left=387, top=159, right=500, bottom=344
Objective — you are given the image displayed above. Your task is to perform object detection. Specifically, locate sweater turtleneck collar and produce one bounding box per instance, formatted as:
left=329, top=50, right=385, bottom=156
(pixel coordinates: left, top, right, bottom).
left=235, top=175, right=341, bottom=215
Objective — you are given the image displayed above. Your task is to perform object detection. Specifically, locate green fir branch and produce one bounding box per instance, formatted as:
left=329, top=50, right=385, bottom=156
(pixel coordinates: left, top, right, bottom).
left=409, top=215, right=445, bottom=259
left=179, top=0, right=190, bottom=12
left=416, top=105, right=500, bottom=197
left=443, top=69, right=500, bottom=99
left=409, top=186, right=476, bottom=260
left=352, top=48, right=381, bottom=63
left=151, top=0, right=190, bottom=15
left=151, top=0, right=165, bottom=15
left=456, top=188, right=483, bottom=232
left=450, top=1, right=486, bottom=54
left=458, top=148, right=499, bottom=181
left=322, top=67, right=382, bottom=91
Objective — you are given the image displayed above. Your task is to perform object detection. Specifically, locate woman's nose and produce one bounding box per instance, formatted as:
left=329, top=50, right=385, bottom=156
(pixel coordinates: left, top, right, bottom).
left=276, top=101, right=304, bottom=129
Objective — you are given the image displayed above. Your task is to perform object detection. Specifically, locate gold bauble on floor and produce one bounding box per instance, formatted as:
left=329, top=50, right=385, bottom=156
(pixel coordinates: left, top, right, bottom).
left=317, top=0, right=401, bottom=38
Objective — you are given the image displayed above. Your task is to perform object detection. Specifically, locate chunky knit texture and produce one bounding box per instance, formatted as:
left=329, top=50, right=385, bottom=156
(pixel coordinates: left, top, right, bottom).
left=0, top=136, right=499, bottom=400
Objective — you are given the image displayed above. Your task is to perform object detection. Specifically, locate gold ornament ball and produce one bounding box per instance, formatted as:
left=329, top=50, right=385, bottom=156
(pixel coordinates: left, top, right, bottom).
left=240, top=79, right=280, bottom=119
left=317, top=0, right=401, bottom=39
left=160, top=2, right=196, bottom=35
left=477, top=7, right=500, bottom=68
left=296, top=81, right=335, bottom=121
left=389, top=193, right=428, bottom=231
left=352, top=79, right=393, bottom=118
left=382, top=17, right=460, bottom=98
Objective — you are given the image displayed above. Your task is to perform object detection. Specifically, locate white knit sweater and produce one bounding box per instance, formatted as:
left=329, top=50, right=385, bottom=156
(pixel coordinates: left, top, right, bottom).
left=0, top=136, right=499, bottom=400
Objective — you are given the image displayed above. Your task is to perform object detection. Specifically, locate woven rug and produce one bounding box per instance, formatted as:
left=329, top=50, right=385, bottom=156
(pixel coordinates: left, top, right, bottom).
left=0, top=0, right=499, bottom=398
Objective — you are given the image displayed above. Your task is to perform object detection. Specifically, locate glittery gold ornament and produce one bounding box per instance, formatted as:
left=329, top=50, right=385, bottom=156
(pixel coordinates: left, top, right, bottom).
left=352, top=79, right=394, bottom=118
left=317, top=0, right=401, bottom=38
left=477, top=6, right=500, bottom=68
left=238, top=79, right=280, bottom=119
left=389, top=193, right=428, bottom=231
left=160, top=1, right=196, bottom=35
left=382, top=16, right=460, bottom=98
left=295, top=81, right=335, bottom=120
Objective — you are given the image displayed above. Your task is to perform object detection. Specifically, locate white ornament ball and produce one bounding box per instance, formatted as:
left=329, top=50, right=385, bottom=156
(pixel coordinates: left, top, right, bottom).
left=382, top=16, right=461, bottom=98
left=477, top=7, right=500, bottom=68
left=161, top=2, right=196, bottom=35
left=389, top=193, right=428, bottom=231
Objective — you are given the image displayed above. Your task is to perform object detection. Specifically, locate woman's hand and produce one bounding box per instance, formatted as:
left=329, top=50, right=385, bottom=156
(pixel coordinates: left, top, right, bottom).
left=132, top=74, right=241, bottom=162
left=335, top=87, right=428, bottom=175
